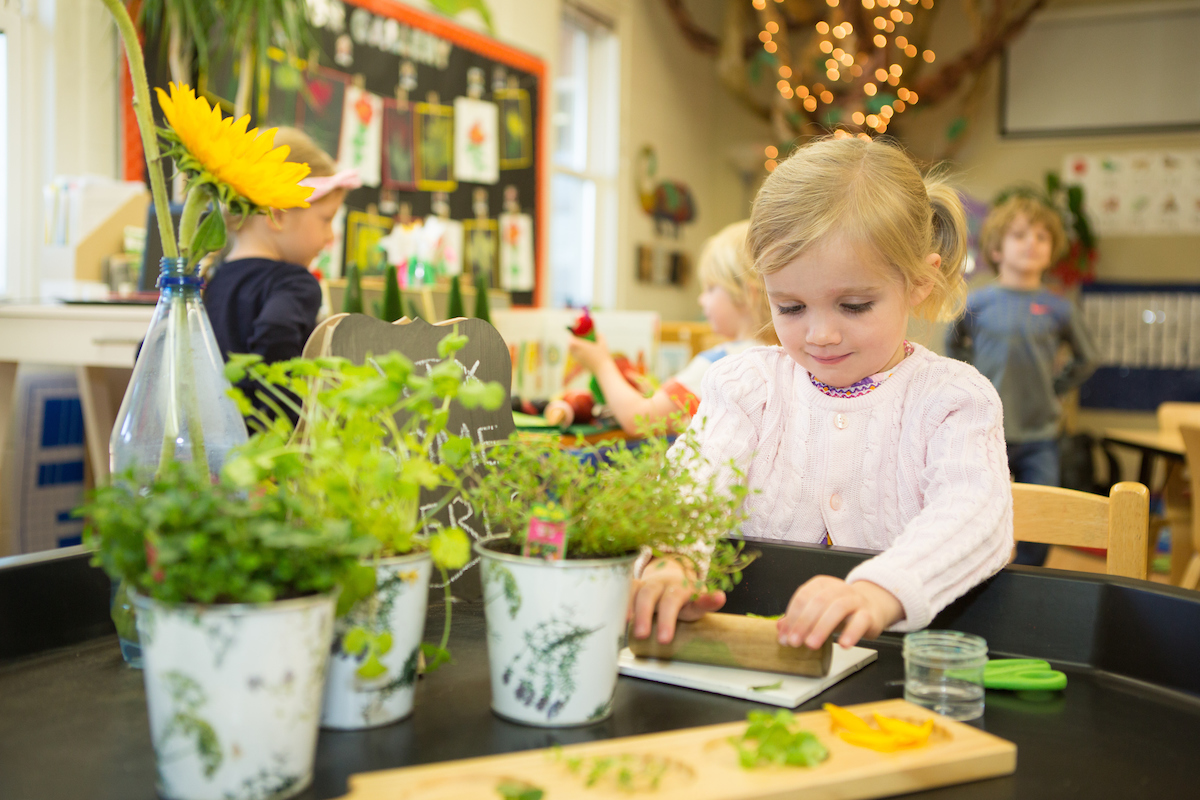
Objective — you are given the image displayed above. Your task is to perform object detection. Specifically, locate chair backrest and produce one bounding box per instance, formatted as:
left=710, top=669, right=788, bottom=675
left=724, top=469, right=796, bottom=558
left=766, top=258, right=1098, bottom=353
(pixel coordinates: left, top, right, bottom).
left=1178, top=425, right=1200, bottom=554
left=1012, top=481, right=1150, bottom=580
left=1157, top=402, right=1200, bottom=433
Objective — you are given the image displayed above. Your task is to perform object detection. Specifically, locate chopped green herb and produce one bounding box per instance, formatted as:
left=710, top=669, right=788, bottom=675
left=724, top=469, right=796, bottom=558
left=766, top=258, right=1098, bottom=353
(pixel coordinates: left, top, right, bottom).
left=496, top=779, right=543, bottom=800
left=745, top=612, right=782, bottom=620
left=730, top=709, right=830, bottom=769
left=751, top=680, right=783, bottom=692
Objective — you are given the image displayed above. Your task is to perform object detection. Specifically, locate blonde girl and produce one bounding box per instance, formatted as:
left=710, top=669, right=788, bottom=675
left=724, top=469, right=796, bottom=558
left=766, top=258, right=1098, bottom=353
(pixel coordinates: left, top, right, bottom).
left=568, top=220, right=778, bottom=435
left=630, top=137, right=1013, bottom=650
left=206, top=127, right=360, bottom=367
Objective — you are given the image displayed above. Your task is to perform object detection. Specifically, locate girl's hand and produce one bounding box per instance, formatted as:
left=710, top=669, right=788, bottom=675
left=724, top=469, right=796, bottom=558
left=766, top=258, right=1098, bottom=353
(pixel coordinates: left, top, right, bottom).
left=776, top=576, right=903, bottom=650
left=629, top=557, right=726, bottom=644
left=568, top=332, right=612, bottom=373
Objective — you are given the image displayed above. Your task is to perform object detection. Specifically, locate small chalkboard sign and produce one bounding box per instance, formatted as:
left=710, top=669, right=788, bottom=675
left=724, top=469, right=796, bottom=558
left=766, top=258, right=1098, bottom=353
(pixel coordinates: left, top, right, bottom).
left=304, top=313, right=515, bottom=596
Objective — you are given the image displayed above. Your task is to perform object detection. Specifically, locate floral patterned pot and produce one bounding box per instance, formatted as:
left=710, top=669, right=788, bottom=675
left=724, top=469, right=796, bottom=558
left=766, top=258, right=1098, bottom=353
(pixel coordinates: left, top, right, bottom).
left=320, top=551, right=433, bottom=729
left=133, top=591, right=335, bottom=800
left=476, top=542, right=636, bottom=727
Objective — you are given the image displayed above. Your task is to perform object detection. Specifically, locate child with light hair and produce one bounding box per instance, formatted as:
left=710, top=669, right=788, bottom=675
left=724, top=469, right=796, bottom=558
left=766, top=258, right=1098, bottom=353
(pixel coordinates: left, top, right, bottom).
left=947, top=194, right=1097, bottom=566
left=206, top=127, right=360, bottom=368
left=630, top=137, right=1013, bottom=651
left=568, top=219, right=778, bottom=436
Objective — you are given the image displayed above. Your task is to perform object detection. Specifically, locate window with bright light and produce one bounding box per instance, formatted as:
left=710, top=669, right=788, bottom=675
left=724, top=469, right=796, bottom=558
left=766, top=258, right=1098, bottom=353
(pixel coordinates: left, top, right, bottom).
left=549, top=6, right=618, bottom=309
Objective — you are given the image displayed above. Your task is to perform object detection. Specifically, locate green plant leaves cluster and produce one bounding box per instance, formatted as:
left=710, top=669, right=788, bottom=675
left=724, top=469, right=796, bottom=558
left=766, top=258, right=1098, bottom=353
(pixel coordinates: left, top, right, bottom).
left=466, top=418, right=755, bottom=594
left=730, top=710, right=830, bottom=769
left=224, top=330, right=504, bottom=612
left=81, top=458, right=373, bottom=605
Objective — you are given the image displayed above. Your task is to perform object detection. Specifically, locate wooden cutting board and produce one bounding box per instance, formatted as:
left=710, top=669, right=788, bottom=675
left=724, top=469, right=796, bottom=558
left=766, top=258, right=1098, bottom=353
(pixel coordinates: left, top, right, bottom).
left=338, top=699, right=1016, bottom=800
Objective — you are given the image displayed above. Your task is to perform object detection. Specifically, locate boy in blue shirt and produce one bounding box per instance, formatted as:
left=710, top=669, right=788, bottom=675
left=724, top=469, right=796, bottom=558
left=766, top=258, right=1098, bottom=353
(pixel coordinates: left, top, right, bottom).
left=948, top=196, right=1098, bottom=566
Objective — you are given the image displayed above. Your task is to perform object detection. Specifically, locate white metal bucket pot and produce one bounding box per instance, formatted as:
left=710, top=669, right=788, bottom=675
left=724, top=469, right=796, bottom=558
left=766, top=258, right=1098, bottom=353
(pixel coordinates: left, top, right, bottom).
left=320, top=551, right=433, bottom=729
left=476, top=542, right=636, bottom=727
left=133, top=591, right=335, bottom=800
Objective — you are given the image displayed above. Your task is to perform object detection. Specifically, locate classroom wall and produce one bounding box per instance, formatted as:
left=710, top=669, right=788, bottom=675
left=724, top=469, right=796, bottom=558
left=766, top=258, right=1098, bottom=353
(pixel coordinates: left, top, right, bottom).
left=901, top=0, right=1200, bottom=290
left=898, top=0, right=1197, bottom=431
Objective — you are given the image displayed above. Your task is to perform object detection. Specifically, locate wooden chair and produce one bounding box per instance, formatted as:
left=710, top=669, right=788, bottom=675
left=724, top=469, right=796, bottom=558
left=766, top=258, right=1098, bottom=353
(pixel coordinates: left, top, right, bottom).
left=1012, top=481, right=1150, bottom=580
left=1156, top=403, right=1200, bottom=584
left=1175, top=426, right=1200, bottom=590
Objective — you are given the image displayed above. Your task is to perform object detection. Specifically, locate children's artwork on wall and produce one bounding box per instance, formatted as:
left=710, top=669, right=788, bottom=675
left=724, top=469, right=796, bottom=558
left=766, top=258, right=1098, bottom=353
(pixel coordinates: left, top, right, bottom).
left=453, top=97, right=499, bottom=184
left=464, top=218, right=498, bottom=284
left=495, top=87, right=532, bottom=170
left=381, top=100, right=417, bottom=190
left=345, top=210, right=394, bottom=276
left=425, top=216, right=464, bottom=277
left=415, top=101, right=456, bottom=191
left=338, top=85, right=384, bottom=187
left=1065, top=149, right=1200, bottom=235
left=263, top=57, right=303, bottom=129
left=296, top=68, right=348, bottom=161
left=498, top=212, right=534, bottom=291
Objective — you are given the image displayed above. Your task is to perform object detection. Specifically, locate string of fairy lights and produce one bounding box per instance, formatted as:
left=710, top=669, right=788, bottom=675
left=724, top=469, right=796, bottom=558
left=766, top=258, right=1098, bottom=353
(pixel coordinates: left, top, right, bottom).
left=753, top=0, right=937, bottom=171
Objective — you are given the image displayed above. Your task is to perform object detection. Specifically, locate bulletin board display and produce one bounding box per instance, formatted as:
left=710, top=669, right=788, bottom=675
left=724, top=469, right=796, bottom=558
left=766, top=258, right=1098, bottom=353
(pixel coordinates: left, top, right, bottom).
left=122, top=0, right=546, bottom=306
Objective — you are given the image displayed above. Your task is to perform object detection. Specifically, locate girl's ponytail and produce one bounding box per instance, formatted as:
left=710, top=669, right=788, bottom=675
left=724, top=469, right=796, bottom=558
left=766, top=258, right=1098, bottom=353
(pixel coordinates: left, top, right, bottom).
left=920, top=176, right=968, bottom=321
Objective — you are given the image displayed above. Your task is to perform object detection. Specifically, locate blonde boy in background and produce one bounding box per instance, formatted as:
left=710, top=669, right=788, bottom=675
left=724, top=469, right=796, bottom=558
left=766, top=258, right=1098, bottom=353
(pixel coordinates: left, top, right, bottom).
left=946, top=196, right=1098, bottom=566
left=568, top=220, right=779, bottom=435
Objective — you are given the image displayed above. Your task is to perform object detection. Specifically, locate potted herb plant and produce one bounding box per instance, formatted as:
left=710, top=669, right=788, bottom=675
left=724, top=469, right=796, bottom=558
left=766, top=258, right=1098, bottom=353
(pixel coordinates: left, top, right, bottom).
left=81, top=459, right=372, bottom=800
left=466, top=426, right=753, bottom=727
left=226, top=329, right=506, bottom=730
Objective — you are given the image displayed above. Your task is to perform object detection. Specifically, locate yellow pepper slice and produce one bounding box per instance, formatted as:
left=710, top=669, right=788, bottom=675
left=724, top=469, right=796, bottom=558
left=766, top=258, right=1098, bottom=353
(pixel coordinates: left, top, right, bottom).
left=823, top=703, right=873, bottom=733
left=837, top=730, right=911, bottom=752
left=873, top=714, right=934, bottom=743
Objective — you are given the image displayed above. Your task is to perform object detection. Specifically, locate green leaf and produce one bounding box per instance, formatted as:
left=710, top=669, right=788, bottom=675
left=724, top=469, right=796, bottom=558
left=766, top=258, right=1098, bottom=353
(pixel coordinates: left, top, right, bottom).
left=343, top=627, right=369, bottom=655
left=437, top=332, right=469, bottom=360
left=357, top=654, right=387, bottom=679
left=495, top=779, right=543, bottom=800
left=420, top=641, right=452, bottom=672
left=188, top=209, right=226, bottom=268
left=440, top=435, right=472, bottom=469
left=375, top=631, right=393, bottom=655
left=428, top=527, right=470, bottom=570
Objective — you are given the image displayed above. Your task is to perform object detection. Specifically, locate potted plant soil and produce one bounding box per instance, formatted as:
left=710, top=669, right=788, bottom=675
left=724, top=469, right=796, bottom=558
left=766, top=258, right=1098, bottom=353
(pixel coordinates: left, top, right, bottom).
left=81, top=459, right=372, bottom=800
left=227, top=329, right=505, bottom=730
left=466, top=426, right=753, bottom=727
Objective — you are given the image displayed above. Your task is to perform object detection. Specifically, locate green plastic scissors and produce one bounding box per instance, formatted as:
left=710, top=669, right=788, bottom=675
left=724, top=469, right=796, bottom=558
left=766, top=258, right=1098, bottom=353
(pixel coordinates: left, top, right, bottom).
left=983, top=659, right=1068, bottom=691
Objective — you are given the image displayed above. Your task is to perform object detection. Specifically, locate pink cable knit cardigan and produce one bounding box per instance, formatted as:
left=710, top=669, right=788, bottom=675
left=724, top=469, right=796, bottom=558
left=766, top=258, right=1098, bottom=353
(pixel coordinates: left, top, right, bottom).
left=677, top=342, right=1013, bottom=632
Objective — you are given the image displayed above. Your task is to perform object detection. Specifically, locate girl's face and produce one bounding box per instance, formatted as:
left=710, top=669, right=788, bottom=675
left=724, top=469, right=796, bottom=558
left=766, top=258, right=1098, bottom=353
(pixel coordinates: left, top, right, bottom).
left=698, top=283, right=746, bottom=340
left=764, top=236, right=932, bottom=388
left=273, top=189, right=345, bottom=268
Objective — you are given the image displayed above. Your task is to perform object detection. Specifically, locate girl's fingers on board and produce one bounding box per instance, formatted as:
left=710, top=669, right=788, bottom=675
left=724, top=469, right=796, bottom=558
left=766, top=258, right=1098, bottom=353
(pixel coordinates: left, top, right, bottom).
left=630, top=580, right=666, bottom=639
left=678, top=590, right=726, bottom=621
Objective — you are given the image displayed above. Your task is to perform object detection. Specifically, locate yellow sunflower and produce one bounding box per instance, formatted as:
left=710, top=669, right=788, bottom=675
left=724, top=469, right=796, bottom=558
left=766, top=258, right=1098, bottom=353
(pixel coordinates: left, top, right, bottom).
left=155, top=83, right=313, bottom=211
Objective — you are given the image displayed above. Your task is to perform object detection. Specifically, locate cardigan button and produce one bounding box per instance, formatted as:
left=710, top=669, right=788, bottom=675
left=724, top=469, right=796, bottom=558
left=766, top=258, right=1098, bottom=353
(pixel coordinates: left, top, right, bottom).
left=834, top=413, right=848, bottom=429
left=830, top=493, right=842, bottom=511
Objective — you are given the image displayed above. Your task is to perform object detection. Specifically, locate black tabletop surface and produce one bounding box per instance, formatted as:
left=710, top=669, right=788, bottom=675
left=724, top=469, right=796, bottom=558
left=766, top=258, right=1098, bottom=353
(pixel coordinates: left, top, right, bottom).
left=2, top=542, right=1199, bottom=800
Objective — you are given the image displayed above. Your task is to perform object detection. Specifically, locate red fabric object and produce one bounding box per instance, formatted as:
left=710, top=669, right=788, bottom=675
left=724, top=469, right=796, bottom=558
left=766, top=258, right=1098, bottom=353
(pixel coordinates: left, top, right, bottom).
left=569, top=309, right=595, bottom=338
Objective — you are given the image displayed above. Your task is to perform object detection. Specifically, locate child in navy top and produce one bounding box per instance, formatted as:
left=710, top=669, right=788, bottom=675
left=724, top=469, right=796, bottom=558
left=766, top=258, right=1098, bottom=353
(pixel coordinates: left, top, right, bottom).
left=205, top=127, right=360, bottom=369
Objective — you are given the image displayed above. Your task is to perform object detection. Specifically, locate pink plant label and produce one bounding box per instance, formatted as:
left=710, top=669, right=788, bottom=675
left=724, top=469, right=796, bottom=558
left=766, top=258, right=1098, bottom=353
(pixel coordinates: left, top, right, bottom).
left=523, top=517, right=567, bottom=561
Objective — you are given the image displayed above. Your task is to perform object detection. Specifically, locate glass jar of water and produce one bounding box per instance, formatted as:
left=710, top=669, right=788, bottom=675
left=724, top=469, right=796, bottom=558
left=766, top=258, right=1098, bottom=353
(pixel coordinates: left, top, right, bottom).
left=902, top=630, right=988, bottom=721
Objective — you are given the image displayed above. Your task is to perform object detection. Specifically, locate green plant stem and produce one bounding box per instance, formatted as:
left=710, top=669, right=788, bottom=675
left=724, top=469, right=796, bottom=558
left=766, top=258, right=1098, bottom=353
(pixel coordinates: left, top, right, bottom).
left=102, top=0, right=178, bottom=259
left=437, top=567, right=452, bottom=656
left=178, top=184, right=208, bottom=267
